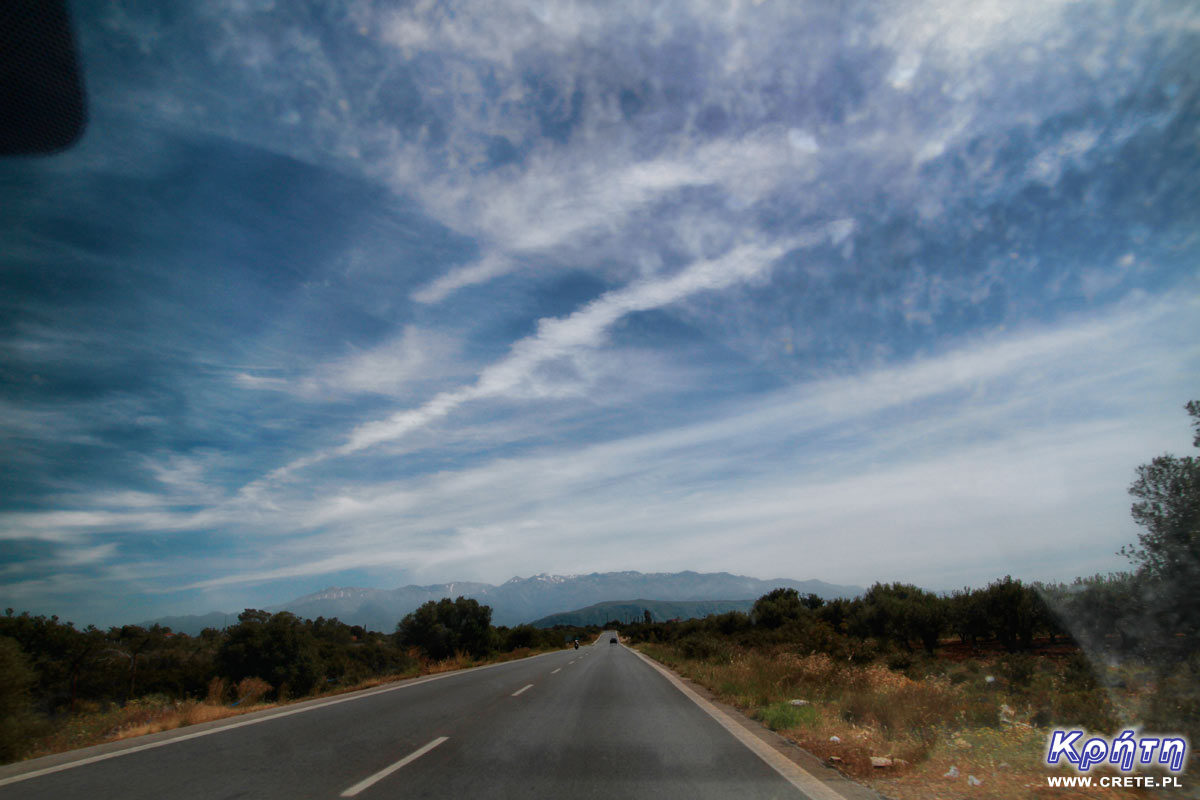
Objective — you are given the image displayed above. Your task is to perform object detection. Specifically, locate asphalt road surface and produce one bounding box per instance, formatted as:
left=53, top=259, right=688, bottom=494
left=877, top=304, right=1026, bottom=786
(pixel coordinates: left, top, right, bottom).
left=0, top=633, right=852, bottom=799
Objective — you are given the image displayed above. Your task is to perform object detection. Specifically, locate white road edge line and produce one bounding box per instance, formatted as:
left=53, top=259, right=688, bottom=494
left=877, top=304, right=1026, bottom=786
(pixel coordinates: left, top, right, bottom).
left=340, top=736, right=448, bottom=798
left=0, top=650, right=563, bottom=789
left=628, top=648, right=851, bottom=800
left=511, top=684, right=534, bottom=696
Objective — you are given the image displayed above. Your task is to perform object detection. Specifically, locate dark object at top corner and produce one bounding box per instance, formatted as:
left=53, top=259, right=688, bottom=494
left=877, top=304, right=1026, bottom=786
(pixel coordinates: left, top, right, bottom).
left=0, top=0, right=88, bottom=156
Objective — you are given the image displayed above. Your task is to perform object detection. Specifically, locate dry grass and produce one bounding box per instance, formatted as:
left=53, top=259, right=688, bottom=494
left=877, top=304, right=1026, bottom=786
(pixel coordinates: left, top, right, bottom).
left=21, top=695, right=280, bottom=760
left=205, top=677, right=228, bottom=704
left=234, top=677, right=272, bottom=705
left=637, top=643, right=1164, bottom=800
left=423, top=652, right=478, bottom=673
left=107, top=699, right=277, bottom=741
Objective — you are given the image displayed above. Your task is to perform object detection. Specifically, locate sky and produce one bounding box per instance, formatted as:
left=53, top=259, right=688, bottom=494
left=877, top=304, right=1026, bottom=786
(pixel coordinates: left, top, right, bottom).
left=1, top=0, right=1197, bottom=628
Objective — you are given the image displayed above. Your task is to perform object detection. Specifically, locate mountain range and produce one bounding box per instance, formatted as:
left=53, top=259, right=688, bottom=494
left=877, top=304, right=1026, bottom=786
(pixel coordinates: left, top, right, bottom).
left=528, top=599, right=758, bottom=628
left=144, top=571, right=864, bottom=635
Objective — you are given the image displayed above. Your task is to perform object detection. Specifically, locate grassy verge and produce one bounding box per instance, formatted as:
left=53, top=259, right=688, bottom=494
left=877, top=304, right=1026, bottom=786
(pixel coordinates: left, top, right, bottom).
left=637, top=642, right=1169, bottom=800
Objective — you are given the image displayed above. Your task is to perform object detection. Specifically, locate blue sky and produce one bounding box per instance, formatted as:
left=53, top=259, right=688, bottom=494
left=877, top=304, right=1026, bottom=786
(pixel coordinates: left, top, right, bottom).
left=1, top=0, right=1197, bottom=627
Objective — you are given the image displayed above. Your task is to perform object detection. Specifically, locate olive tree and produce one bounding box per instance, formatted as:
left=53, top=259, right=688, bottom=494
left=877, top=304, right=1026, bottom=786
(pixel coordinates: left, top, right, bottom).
left=1121, top=401, right=1200, bottom=655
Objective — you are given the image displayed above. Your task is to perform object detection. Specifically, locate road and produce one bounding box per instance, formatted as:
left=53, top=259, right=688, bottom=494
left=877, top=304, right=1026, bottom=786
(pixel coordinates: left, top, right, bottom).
left=0, top=633, right=853, bottom=799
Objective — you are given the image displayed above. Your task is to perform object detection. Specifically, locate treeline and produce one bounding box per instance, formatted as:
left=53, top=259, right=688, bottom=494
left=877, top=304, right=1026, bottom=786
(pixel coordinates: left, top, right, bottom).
left=0, top=601, right=594, bottom=762
left=619, top=578, right=1033, bottom=661
left=617, top=568, right=1196, bottom=738
left=0, top=610, right=402, bottom=718
left=392, top=596, right=594, bottom=660
left=619, top=573, right=1169, bottom=662
left=0, top=570, right=1177, bottom=743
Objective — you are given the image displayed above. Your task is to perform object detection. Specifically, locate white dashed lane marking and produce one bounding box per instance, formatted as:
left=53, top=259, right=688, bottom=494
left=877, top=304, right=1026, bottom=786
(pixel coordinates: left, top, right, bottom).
left=340, top=737, right=448, bottom=797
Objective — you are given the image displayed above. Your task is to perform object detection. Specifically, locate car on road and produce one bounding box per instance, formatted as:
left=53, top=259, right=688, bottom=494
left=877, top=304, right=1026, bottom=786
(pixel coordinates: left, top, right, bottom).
left=610, top=637, right=618, bottom=644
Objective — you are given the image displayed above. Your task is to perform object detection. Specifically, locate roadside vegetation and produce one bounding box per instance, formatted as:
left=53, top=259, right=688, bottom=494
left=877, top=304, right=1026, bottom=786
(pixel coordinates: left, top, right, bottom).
left=627, top=585, right=1156, bottom=799
left=621, top=402, right=1199, bottom=799
left=0, top=599, right=595, bottom=764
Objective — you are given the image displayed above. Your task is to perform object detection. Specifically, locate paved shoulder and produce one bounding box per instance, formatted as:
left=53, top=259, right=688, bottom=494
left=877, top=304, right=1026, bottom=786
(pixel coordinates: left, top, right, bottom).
left=627, top=646, right=878, bottom=800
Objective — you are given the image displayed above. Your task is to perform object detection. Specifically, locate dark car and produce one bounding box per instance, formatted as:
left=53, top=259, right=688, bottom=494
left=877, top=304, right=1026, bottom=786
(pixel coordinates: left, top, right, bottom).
left=609, top=637, right=618, bottom=644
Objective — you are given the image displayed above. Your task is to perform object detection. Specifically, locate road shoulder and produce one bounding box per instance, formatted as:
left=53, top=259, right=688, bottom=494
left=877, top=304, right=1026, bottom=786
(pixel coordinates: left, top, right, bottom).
left=629, top=645, right=883, bottom=800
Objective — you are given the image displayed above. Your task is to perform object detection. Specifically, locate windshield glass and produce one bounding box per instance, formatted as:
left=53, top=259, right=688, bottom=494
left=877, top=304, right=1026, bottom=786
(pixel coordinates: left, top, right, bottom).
left=1, top=0, right=1197, bottom=794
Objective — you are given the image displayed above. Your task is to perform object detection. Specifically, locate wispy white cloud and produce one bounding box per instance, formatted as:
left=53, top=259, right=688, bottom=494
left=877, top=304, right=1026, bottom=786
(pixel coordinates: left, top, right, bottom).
left=80, top=0, right=1191, bottom=314
left=4, top=290, right=1192, bottom=609
left=236, top=326, right=464, bottom=399
left=56, top=543, right=120, bottom=567
left=135, top=294, right=1197, bottom=591
left=235, top=238, right=800, bottom=485
left=876, top=0, right=1078, bottom=68
left=411, top=254, right=514, bottom=305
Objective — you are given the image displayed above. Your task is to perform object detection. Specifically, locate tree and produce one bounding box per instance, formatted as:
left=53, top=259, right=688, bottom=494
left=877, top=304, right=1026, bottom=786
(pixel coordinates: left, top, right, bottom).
left=751, top=588, right=806, bottom=629
left=816, top=598, right=850, bottom=633
left=110, top=624, right=168, bottom=700
left=800, top=593, right=825, bottom=611
left=854, top=583, right=946, bottom=654
left=0, top=636, right=38, bottom=761
left=1121, top=401, right=1200, bottom=654
left=0, top=613, right=107, bottom=710
left=711, top=611, right=751, bottom=636
left=948, top=587, right=989, bottom=648
left=217, top=611, right=324, bottom=697
left=396, top=597, right=493, bottom=661
left=1045, top=573, right=1140, bottom=654
left=980, top=576, right=1047, bottom=652
left=1123, top=402, right=1200, bottom=577
left=503, top=625, right=538, bottom=650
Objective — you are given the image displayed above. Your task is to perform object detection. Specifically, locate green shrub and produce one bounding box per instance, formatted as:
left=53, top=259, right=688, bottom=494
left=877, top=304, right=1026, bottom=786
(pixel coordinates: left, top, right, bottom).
left=756, top=701, right=816, bottom=731
left=885, top=649, right=915, bottom=671
left=502, top=625, right=538, bottom=650
left=1048, top=687, right=1117, bottom=732
left=1145, top=654, right=1200, bottom=741
left=677, top=633, right=729, bottom=662
left=996, top=653, right=1037, bottom=692
left=947, top=665, right=973, bottom=685
left=1061, top=651, right=1104, bottom=693
left=840, top=682, right=954, bottom=746
left=825, top=635, right=879, bottom=664
left=0, top=636, right=41, bottom=762
left=960, top=696, right=1000, bottom=728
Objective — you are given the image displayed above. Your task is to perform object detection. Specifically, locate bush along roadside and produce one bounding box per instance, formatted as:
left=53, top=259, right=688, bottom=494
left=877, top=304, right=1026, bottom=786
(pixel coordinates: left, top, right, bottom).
left=630, top=615, right=1179, bottom=800
left=0, top=603, right=597, bottom=765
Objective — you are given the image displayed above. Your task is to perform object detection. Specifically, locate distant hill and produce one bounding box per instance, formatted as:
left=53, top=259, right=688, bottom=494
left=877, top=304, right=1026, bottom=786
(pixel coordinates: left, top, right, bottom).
left=141, top=572, right=863, bottom=633
left=529, top=598, right=756, bottom=628
left=270, top=571, right=863, bottom=631
left=136, top=611, right=231, bottom=636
